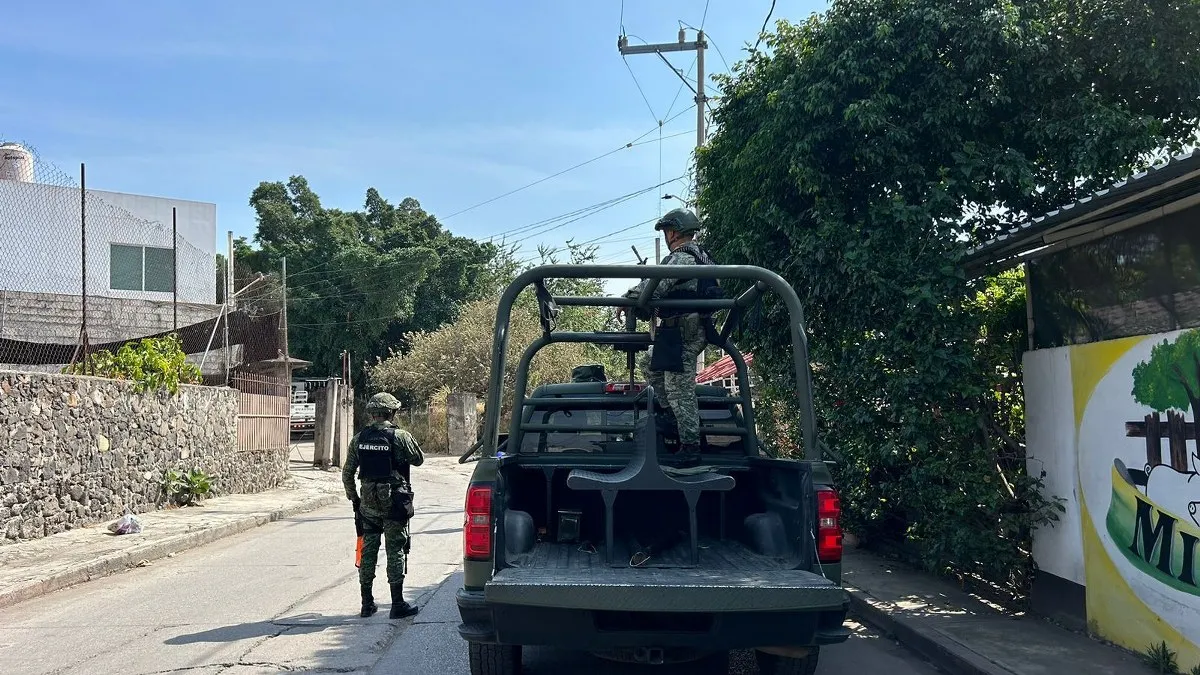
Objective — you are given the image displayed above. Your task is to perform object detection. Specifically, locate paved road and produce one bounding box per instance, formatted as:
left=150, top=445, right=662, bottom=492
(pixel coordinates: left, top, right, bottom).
left=0, top=457, right=939, bottom=674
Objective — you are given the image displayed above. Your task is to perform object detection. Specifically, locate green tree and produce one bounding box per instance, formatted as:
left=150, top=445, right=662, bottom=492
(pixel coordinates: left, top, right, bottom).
left=239, top=177, right=496, bottom=385
left=697, top=0, right=1199, bottom=596
left=1132, top=330, right=1200, bottom=416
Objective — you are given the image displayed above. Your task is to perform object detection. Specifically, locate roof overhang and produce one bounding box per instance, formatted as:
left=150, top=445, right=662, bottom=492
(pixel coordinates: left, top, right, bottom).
left=962, top=151, right=1200, bottom=275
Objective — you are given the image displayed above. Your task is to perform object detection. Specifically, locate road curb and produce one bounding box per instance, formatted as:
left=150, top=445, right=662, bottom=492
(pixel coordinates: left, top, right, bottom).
left=0, top=492, right=339, bottom=611
left=846, top=586, right=1010, bottom=675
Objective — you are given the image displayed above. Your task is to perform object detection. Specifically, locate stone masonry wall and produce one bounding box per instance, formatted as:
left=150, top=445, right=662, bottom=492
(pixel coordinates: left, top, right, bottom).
left=0, top=370, right=288, bottom=545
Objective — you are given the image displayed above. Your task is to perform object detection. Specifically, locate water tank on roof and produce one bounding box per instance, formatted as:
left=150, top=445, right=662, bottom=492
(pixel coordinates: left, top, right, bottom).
left=0, top=143, right=34, bottom=182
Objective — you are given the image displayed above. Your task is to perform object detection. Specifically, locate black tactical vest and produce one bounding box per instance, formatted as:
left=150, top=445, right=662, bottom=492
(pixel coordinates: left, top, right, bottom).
left=661, top=243, right=723, bottom=318
left=356, top=427, right=396, bottom=482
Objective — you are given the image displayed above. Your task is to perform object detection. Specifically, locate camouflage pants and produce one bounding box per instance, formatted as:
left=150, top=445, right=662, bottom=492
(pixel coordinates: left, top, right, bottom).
left=358, top=507, right=409, bottom=586
left=639, top=314, right=707, bottom=445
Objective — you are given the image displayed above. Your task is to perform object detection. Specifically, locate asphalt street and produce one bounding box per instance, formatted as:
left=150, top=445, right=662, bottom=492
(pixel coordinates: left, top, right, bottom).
left=0, top=453, right=939, bottom=674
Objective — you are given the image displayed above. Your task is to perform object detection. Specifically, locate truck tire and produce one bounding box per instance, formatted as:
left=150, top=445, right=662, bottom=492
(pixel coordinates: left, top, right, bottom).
left=755, top=647, right=819, bottom=675
left=468, top=642, right=521, bottom=675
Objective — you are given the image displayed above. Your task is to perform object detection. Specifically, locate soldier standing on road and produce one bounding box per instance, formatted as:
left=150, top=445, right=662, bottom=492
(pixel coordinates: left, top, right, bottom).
left=617, top=208, right=718, bottom=467
left=342, top=392, right=425, bottom=619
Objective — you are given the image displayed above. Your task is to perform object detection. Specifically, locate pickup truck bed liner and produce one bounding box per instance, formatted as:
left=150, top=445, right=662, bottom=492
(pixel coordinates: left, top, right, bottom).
left=508, top=538, right=791, bottom=571
left=488, top=540, right=845, bottom=613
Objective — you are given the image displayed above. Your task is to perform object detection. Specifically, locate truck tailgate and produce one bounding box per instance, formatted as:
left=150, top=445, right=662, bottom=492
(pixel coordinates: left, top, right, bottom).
left=485, top=566, right=847, bottom=613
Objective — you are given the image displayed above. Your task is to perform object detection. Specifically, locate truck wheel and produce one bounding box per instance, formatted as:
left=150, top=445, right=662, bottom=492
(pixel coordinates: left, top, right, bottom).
left=755, top=647, right=819, bottom=675
left=468, top=642, right=521, bottom=675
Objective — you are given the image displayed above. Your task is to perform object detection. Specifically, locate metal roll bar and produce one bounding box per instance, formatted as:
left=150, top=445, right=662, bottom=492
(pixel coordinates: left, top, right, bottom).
left=482, top=264, right=818, bottom=460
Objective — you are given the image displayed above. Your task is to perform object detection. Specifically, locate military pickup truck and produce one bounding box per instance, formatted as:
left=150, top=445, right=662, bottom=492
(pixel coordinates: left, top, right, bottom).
left=456, top=264, right=849, bottom=674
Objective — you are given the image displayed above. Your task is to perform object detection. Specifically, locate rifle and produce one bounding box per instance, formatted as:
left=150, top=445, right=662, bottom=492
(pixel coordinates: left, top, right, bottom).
left=400, top=462, right=413, bottom=554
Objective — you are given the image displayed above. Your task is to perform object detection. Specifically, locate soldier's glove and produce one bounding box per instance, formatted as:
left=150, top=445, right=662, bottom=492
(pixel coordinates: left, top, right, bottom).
left=351, top=497, right=361, bottom=512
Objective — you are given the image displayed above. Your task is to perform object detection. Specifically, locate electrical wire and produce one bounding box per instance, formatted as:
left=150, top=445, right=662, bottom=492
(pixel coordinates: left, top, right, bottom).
left=577, top=217, right=661, bottom=246
left=753, top=0, right=777, bottom=53
left=509, top=177, right=681, bottom=245
left=623, top=56, right=660, bottom=124
left=701, top=0, right=712, bottom=30
left=440, top=106, right=695, bottom=222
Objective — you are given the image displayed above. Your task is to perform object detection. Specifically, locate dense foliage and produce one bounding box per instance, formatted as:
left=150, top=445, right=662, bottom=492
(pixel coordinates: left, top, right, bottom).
left=63, top=335, right=202, bottom=394
left=697, top=0, right=1200, bottom=596
left=236, top=177, right=497, bottom=385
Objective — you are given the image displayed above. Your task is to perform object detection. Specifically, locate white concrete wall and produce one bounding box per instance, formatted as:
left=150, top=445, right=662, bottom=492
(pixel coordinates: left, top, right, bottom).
left=0, top=180, right=216, bottom=304
left=1024, top=347, right=1084, bottom=586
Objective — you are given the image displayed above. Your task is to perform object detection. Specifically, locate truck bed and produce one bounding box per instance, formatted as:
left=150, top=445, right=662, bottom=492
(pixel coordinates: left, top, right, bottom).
left=488, top=539, right=845, bottom=613
left=507, top=537, right=792, bottom=571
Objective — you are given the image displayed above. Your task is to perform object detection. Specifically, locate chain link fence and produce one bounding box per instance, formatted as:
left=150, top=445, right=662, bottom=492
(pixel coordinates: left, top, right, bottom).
left=0, top=138, right=284, bottom=383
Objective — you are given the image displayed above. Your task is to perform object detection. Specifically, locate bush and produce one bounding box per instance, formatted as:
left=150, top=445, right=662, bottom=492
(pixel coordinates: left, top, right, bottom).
left=63, top=334, right=201, bottom=394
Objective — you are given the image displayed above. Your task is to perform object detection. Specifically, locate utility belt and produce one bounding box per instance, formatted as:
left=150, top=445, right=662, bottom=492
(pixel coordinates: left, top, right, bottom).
left=362, top=478, right=415, bottom=525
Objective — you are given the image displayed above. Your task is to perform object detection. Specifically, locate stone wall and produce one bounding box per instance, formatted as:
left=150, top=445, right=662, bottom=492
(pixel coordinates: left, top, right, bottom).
left=0, top=370, right=288, bottom=545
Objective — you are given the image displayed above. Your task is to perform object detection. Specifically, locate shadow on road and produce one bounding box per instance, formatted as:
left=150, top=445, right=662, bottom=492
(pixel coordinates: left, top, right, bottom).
left=164, top=613, right=363, bottom=645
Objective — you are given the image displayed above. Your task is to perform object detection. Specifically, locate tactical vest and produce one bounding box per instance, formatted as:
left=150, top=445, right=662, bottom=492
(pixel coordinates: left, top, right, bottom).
left=660, top=244, right=724, bottom=318
left=356, top=427, right=396, bottom=482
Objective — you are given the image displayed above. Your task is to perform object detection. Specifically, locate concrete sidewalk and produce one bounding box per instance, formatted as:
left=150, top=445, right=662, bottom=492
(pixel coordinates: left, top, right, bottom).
left=0, top=451, right=343, bottom=610
left=843, top=548, right=1146, bottom=675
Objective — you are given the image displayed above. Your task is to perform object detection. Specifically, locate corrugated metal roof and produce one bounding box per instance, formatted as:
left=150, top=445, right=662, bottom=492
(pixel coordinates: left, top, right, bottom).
left=696, top=352, right=754, bottom=383
left=963, top=150, right=1200, bottom=269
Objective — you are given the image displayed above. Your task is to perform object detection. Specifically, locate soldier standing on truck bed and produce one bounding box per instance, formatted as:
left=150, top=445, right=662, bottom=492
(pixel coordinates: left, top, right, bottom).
left=618, top=208, right=719, bottom=468
left=342, top=392, right=425, bottom=619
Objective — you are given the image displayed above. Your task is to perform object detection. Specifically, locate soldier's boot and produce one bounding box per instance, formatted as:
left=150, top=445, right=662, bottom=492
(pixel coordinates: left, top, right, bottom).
left=389, top=582, right=419, bottom=619
left=655, top=409, right=680, bottom=439
left=360, top=583, right=377, bottom=618
left=674, top=442, right=702, bottom=468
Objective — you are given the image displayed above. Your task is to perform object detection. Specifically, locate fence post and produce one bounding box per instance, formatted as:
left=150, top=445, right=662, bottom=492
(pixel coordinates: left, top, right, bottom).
left=1145, top=412, right=1161, bottom=468
left=447, top=392, right=479, bottom=458
left=1167, top=409, right=1188, bottom=471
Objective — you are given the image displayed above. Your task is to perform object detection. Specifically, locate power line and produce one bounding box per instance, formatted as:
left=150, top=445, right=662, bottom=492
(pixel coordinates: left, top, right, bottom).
left=577, top=217, right=661, bottom=246
left=753, top=0, right=777, bottom=53
left=488, top=168, right=688, bottom=242
left=501, top=187, right=659, bottom=245
left=700, top=0, right=712, bottom=29
left=510, top=177, right=681, bottom=245
left=440, top=106, right=695, bottom=221
left=623, top=56, right=660, bottom=123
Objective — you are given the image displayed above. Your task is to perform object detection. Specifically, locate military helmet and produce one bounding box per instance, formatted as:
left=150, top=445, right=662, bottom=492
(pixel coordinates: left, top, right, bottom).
left=366, top=392, right=401, bottom=413
left=571, top=364, right=607, bottom=383
left=654, top=208, right=702, bottom=234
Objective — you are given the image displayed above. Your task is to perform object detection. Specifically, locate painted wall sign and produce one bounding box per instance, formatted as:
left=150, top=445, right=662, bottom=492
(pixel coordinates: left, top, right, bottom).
left=1073, top=329, right=1200, bottom=662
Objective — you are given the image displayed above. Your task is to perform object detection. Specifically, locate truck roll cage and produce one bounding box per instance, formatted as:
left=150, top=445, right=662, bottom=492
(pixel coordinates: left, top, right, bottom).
left=481, top=264, right=820, bottom=461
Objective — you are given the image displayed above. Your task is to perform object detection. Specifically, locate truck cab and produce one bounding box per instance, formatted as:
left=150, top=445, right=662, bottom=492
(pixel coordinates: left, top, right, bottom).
left=456, top=264, right=849, bottom=674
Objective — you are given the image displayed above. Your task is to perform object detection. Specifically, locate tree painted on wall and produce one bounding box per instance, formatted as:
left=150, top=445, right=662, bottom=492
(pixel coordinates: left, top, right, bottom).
left=1132, top=329, right=1200, bottom=418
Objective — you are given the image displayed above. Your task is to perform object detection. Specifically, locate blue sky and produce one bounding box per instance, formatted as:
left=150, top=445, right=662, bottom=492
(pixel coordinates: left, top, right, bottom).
left=0, top=0, right=826, bottom=271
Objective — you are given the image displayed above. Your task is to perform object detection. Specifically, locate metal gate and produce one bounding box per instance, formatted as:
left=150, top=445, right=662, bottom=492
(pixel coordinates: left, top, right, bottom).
left=232, top=372, right=289, bottom=453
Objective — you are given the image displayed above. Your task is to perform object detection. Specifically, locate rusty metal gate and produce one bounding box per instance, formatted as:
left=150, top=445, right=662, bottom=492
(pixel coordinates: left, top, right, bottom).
left=232, top=372, right=289, bottom=453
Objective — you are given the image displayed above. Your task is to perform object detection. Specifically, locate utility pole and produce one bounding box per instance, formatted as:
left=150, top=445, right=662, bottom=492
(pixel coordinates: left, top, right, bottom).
left=282, top=257, right=290, bottom=386
left=618, top=28, right=707, bottom=217
left=224, top=230, right=233, bottom=384
left=619, top=28, right=709, bottom=373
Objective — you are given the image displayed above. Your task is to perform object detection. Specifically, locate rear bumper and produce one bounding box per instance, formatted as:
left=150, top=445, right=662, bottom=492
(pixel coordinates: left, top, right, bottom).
left=456, top=568, right=851, bottom=650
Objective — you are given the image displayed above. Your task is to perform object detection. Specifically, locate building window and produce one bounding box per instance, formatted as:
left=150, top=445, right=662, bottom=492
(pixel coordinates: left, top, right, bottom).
left=110, top=244, right=175, bottom=292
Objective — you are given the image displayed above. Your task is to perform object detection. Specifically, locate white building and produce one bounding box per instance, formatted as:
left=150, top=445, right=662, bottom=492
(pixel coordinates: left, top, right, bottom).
left=0, top=143, right=221, bottom=365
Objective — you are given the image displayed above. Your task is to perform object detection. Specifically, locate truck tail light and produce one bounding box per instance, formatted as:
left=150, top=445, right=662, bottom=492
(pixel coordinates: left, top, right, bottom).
left=604, top=382, right=645, bottom=394
left=464, top=484, right=493, bottom=560
left=816, top=487, right=843, bottom=563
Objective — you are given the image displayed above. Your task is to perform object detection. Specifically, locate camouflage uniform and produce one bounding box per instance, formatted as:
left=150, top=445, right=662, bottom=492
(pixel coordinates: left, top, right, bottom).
left=342, top=393, right=425, bottom=619
left=625, top=209, right=714, bottom=450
